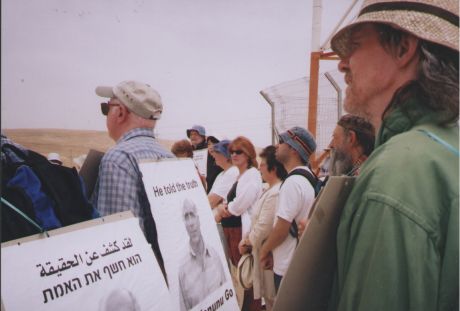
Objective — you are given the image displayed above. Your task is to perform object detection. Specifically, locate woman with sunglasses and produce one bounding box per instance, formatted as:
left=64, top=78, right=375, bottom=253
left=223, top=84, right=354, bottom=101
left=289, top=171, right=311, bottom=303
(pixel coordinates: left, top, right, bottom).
left=216, top=136, right=262, bottom=310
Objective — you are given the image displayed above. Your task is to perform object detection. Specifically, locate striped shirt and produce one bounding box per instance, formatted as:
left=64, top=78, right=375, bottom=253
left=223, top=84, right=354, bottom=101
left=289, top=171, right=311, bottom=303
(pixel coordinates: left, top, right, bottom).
left=91, top=128, right=174, bottom=232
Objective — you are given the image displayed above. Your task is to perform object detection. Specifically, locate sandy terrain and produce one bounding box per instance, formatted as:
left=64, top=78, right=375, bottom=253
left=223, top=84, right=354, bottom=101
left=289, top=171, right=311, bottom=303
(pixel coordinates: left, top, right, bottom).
left=3, top=129, right=175, bottom=168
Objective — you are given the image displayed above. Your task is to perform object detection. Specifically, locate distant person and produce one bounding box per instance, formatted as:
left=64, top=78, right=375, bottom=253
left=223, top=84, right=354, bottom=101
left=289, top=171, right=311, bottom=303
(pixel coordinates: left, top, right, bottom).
left=92, top=80, right=174, bottom=279
left=329, top=114, right=375, bottom=176
left=47, top=152, right=63, bottom=165
left=238, top=146, right=287, bottom=311
left=171, top=139, right=194, bottom=158
left=186, top=125, right=222, bottom=193
left=207, top=135, right=220, bottom=151
left=179, top=198, right=226, bottom=311
left=99, top=288, right=140, bottom=311
left=259, top=127, right=317, bottom=292
left=207, top=140, right=239, bottom=209
left=327, top=0, right=459, bottom=310
left=187, top=125, right=207, bottom=150
left=171, top=139, right=207, bottom=189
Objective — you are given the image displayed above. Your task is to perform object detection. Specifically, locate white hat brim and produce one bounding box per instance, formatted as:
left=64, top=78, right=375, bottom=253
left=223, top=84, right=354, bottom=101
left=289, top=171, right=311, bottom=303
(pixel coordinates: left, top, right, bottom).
left=95, top=86, right=114, bottom=98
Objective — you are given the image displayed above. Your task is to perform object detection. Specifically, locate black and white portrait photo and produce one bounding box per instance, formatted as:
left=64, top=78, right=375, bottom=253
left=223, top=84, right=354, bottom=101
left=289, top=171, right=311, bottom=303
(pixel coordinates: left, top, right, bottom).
left=178, top=198, right=226, bottom=311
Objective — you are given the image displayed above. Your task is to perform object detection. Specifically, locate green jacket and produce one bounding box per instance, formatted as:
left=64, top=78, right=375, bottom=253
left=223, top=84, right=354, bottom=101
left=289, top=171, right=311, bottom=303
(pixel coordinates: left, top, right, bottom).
left=330, top=99, right=459, bottom=311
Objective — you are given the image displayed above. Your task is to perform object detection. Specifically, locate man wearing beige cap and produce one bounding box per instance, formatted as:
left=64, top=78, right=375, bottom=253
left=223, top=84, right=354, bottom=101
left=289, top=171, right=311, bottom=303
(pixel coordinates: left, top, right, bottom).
left=92, top=80, right=174, bottom=276
left=327, top=1, right=458, bottom=310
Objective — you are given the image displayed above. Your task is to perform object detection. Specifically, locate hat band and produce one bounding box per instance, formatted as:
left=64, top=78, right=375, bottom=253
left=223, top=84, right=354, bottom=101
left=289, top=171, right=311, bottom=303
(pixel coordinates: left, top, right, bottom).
left=287, top=130, right=313, bottom=156
left=360, top=2, right=459, bottom=27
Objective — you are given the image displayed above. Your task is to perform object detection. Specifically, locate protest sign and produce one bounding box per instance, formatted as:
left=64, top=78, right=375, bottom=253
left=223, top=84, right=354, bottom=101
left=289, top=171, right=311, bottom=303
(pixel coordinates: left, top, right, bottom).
left=1, top=212, right=172, bottom=311
left=140, top=158, right=239, bottom=311
left=273, top=176, right=356, bottom=311
left=193, top=149, right=208, bottom=177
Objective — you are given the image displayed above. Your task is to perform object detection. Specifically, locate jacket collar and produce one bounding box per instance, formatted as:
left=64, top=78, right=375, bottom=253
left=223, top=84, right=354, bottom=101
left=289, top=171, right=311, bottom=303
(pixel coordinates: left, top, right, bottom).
left=376, top=96, right=441, bottom=148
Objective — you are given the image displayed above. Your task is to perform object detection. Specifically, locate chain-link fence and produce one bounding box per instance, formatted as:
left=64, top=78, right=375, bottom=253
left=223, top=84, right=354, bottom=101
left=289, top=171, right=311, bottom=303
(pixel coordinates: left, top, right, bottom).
left=260, top=69, right=346, bottom=153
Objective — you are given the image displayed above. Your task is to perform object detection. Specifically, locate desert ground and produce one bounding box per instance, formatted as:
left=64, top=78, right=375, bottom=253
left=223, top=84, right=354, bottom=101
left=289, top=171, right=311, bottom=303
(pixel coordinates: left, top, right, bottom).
left=3, top=129, right=175, bottom=168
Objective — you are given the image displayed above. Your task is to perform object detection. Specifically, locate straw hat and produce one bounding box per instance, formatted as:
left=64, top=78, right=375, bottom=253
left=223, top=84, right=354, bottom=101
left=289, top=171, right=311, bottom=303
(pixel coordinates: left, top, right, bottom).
left=331, top=0, right=459, bottom=58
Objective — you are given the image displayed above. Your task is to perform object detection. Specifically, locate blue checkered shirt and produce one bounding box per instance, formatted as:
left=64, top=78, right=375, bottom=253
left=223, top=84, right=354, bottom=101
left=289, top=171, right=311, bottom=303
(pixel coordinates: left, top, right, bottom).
left=91, top=128, right=174, bottom=231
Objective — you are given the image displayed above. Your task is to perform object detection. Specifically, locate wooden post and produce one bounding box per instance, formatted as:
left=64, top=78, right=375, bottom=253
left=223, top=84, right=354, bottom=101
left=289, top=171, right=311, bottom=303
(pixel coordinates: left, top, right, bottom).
left=308, top=51, right=321, bottom=168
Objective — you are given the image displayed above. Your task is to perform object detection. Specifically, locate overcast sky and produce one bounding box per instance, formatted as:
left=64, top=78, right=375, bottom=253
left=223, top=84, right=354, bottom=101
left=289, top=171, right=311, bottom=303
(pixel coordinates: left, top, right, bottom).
left=1, top=0, right=360, bottom=147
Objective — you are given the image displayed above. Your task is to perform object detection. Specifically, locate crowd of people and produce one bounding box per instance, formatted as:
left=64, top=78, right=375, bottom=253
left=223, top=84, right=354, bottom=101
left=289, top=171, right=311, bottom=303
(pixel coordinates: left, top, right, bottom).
left=1, top=0, right=458, bottom=310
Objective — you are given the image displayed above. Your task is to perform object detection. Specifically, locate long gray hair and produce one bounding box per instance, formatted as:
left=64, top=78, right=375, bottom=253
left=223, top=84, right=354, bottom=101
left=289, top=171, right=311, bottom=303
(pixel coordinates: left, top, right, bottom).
left=376, top=23, right=459, bottom=126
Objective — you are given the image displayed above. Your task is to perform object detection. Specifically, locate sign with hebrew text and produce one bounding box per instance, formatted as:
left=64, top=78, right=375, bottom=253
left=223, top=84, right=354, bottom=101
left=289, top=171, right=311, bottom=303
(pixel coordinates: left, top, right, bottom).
left=1, top=214, right=172, bottom=311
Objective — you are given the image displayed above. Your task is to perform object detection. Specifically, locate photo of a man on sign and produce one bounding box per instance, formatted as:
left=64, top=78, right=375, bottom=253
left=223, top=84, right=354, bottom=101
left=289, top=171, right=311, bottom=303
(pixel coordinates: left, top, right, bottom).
left=179, top=198, right=226, bottom=310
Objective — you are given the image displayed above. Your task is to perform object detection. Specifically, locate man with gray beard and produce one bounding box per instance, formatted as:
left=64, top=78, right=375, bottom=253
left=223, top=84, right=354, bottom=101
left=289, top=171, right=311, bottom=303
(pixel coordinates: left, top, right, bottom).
left=329, top=114, right=375, bottom=176
left=328, top=1, right=459, bottom=309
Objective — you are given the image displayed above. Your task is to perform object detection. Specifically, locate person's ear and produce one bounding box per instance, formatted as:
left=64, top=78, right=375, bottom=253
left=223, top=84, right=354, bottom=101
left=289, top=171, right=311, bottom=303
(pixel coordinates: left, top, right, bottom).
left=396, top=35, right=419, bottom=68
left=347, top=130, right=357, bottom=147
left=116, top=105, right=129, bottom=123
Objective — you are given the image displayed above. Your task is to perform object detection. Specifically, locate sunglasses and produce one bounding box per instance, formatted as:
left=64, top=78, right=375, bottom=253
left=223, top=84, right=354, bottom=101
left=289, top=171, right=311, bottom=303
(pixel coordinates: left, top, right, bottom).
left=100, top=102, right=120, bottom=116
left=230, top=150, right=244, bottom=155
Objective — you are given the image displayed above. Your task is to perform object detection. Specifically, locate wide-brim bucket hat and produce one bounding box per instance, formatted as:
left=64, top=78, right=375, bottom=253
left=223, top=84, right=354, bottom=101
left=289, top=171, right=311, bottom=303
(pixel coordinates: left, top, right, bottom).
left=279, top=127, right=316, bottom=164
left=331, top=0, right=459, bottom=58
left=186, top=125, right=206, bottom=138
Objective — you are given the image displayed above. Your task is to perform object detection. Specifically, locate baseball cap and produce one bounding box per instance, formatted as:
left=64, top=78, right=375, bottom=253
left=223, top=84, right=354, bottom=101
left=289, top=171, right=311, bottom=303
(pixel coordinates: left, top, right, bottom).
left=47, top=152, right=62, bottom=165
left=95, top=80, right=163, bottom=120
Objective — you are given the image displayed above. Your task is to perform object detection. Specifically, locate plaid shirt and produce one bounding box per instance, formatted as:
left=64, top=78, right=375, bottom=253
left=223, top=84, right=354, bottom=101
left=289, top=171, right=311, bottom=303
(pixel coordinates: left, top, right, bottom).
left=91, top=128, right=174, bottom=231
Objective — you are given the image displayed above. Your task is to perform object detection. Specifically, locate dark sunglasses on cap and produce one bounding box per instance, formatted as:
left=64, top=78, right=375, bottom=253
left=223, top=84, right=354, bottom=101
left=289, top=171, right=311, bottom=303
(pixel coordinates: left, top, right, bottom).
left=100, top=102, right=121, bottom=116
left=230, top=149, right=244, bottom=155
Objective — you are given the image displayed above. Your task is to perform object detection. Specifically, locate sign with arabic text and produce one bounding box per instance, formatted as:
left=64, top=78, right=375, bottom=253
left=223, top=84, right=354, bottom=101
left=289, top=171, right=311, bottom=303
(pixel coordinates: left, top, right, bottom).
left=1, top=213, right=172, bottom=311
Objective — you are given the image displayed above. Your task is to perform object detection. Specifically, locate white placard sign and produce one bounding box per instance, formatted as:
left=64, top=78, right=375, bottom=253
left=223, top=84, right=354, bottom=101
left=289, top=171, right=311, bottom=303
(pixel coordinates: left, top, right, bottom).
left=1, top=216, right=173, bottom=311
left=140, top=159, right=239, bottom=311
left=193, top=149, right=208, bottom=177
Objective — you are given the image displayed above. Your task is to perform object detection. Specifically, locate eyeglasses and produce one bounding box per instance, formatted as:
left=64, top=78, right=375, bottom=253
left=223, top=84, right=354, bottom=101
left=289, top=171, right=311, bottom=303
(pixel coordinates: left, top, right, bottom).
left=100, top=102, right=120, bottom=116
left=230, top=150, right=244, bottom=155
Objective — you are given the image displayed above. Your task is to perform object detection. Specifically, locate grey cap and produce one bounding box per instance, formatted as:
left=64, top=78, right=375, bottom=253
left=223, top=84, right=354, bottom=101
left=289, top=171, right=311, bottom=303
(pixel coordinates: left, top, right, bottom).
left=95, top=80, right=163, bottom=120
left=279, top=126, right=316, bottom=163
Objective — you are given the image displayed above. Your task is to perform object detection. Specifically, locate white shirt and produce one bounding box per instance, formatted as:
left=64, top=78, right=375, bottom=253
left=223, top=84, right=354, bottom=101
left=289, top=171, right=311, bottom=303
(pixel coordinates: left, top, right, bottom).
left=272, top=166, right=315, bottom=276
left=209, top=166, right=239, bottom=200
left=227, top=167, right=263, bottom=237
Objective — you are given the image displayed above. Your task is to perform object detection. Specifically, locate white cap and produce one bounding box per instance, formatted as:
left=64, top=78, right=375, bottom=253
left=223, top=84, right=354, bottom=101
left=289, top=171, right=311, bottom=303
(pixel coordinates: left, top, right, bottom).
left=47, top=152, right=62, bottom=164
left=95, top=80, right=163, bottom=120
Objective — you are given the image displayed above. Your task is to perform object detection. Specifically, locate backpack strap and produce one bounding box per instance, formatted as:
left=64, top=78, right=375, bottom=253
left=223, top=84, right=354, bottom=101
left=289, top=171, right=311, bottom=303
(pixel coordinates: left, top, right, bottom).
left=1, top=197, right=48, bottom=236
left=283, top=168, right=319, bottom=191
left=281, top=168, right=319, bottom=242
